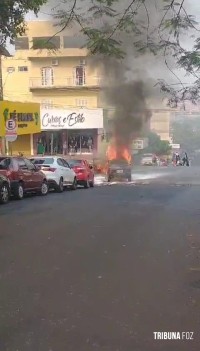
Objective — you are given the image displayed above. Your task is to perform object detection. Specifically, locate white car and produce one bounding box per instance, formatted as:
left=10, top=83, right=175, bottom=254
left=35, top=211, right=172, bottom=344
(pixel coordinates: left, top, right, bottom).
left=30, top=156, right=77, bottom=192
left=141, top=153, right=155, bottom=166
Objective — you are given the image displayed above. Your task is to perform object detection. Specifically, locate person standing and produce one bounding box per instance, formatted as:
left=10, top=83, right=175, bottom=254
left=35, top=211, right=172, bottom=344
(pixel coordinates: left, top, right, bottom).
left=175, top=152, right=180, bottom=166
left=37, top=139, right=45, bottom=156
left=182, top=152, right=189, bottom=166
left=63, top=140, right=67, bottom=156
left=88, top=137, right=93, bottom=152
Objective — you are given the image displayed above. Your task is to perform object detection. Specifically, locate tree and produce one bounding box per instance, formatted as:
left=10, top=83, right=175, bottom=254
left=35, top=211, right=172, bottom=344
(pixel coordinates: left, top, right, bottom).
left=0, top=0, right=47, bottom=46
left=1, top=1, right=200, bottom=105
left=143, top=132, right=172, bottom=155
left=49, top=0, right=200, bottom=106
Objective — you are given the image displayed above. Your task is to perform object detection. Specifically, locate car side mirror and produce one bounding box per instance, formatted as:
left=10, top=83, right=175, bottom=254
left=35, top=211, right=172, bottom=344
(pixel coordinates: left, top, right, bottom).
left=34, top=165, right=40, bottom=171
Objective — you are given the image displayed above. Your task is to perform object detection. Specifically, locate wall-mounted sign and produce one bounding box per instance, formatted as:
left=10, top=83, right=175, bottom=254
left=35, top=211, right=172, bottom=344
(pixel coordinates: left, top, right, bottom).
left=170, top=143, right=180, bottom=149
left=0, top=100, right=41, bottom=136
left=5, top=119, right=17, bottom=142
left=41, top=108, right=104, bottom=130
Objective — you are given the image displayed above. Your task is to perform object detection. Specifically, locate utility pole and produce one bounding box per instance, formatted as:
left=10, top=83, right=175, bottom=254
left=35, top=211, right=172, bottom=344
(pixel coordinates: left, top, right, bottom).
left=0, top=53, right=6, bottom=154
left=0, top=54, right=3, bottom=99
left=0, top=46, right=11, bottom=154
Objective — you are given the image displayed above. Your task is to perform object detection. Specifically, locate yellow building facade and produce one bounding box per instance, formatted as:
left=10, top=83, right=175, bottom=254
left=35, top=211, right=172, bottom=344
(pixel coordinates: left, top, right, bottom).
left=0, top=100, right=41, bottom=155
left=2, top=21, right=103, bottom=155
left=150, top=110, right=171, bottom=141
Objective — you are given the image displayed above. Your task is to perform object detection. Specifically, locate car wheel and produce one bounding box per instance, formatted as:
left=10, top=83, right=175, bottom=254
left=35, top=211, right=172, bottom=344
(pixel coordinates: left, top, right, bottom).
left=84, top=178, right=90, bottom=189
left=71, top=177, right=77, bottom=190
left=14, top=182, right=24, bottom=200
left=89, top=178, right=94, bottom=187
left=0, top=183, right=10, bottom=204
left=39, top=180, right=48, bottom=196
left=57, top=177, right=64, bottom=193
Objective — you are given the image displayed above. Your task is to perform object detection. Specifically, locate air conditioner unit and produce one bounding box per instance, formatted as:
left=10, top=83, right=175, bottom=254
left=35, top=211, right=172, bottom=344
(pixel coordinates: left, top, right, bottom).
left=52, top=59, right=59, bottom=66
left=80, top=59, right=86, bottom=66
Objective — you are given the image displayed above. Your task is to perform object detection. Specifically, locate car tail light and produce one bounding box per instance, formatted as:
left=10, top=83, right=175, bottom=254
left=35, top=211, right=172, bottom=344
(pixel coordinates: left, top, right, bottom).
left=76, top=167, right=85, bottom=173
left=41, top=166, right=56, bottom=172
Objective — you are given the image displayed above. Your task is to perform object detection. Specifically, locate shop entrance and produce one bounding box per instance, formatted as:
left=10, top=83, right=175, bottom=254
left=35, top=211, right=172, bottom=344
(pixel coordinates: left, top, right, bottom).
left=68, top=130, right=95, bottom=154
left=35, top=130, right=97, bottom=155
left=36, top=131, right=63, bottom=155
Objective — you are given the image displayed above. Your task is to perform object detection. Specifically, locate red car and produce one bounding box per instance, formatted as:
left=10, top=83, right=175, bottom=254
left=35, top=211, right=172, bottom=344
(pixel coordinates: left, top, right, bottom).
left=0, top=156, right=49, bottom=200
left=67, top=159, right=94, bottom=188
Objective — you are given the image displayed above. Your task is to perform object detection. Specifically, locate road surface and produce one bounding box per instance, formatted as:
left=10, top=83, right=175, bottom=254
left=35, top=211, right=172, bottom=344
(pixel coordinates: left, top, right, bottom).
left=1, top=165, right=200, bottom=351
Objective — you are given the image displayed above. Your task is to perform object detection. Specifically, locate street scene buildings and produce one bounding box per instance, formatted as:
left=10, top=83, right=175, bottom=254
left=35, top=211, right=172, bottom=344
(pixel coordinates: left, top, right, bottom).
left=0, top=20, right=172, bottom=157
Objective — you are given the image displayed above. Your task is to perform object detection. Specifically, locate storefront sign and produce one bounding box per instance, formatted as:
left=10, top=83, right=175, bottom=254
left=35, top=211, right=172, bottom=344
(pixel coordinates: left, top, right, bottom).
left=41, top=108, right=104, bottom=130
left=0, top=101, right=41, bottom=136
left=5, top=119, right=18, bottom=142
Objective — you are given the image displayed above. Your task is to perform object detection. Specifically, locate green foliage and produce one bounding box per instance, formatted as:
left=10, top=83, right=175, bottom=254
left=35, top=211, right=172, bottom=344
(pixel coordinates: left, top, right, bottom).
left=50, top=0, right=200, bottom=91
left=0, top=0, right=47, bottom=45
left=1, top=0, right=200, bottom=103
left=32, top=38, right=57, bottom=50
left=143, top=132, right=172, bottom=155
left=84, top=28, right=125, bottom=58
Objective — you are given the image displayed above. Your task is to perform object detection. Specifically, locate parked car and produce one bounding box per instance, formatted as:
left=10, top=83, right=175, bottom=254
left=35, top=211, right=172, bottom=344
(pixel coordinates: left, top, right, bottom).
left=0, top=174, right=10, bottom=204
left=141, top=153, right=156, bottom=166
left=30, top=156, right=77, bottom=192
left=67, top=159, right=94, bottom=188
left=0, top=156, right=48, bottom=200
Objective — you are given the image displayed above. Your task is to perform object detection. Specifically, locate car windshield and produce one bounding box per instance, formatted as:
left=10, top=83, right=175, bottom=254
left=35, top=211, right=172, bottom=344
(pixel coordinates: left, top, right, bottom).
left=30, top=158, right=54, bottom=165
left=68, top=160, right=83, bottom=167
left=0, top=157, right=11, bottom=169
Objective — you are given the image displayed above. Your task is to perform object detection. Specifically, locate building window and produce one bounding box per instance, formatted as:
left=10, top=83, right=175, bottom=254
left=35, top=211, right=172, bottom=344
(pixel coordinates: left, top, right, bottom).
left=41, top=100, right=53, bottom=109
left=41, top=67, right=54, bottom=86
left=63, top=36, right=87, bottom=48
left=75, top=99, right=87, bottom=107
left=74, top=66, right=85, bottom=86
left=7, top=67, right=15, bottom=73
left=18, top=66, right=28, bottom=72
left=15, top=37, right=29, bottom=50
left=32, top=36, right=60, bottom=50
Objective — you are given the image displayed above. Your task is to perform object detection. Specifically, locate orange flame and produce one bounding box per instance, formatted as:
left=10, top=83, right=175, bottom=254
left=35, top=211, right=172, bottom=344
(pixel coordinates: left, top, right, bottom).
left=106, top=144, right=131, bottom=164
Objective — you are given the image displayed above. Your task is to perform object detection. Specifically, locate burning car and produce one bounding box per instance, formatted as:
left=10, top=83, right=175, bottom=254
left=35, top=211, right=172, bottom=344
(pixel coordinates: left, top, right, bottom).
left=107, top=159, right=132, bottom=182
left=106, top=143, right=132, bottom=182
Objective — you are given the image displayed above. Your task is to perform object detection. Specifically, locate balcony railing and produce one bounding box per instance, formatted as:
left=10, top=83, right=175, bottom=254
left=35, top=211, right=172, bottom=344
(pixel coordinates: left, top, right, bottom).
left=29, top=76, right=102, bottom=89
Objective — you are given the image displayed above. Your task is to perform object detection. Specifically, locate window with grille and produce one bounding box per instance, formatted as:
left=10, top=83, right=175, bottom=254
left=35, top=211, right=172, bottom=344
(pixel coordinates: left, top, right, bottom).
left=41, top=100, right=53, bottom=109
left=18, top=66, right=28, bottom=72
left=75, top=99, right=87, bottom=107
left=41, top=67, right=54, bottom=86
left=74, top=66, right=86, bottom=86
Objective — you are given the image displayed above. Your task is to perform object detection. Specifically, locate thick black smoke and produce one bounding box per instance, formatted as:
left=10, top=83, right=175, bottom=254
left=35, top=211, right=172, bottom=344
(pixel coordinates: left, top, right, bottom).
left=89, top=52, right=152, bottom=151
left=41, top=0, right=187, bottom=150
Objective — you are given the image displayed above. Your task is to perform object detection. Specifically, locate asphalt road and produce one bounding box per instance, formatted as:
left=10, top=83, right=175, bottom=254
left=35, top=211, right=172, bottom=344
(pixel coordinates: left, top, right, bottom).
left=1, top=166, right=200, bottom=351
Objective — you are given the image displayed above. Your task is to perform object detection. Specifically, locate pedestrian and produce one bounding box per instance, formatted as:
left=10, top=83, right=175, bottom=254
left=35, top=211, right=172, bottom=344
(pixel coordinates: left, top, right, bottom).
left=88, top=137, right=93, bottom=152
left=182, top=152, right=189, bottom=166
left=175, top=152, right=180, bottom=166
left=37, top=139, right=45, bottom=156
left=63, top=140, right=67, bottom=156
